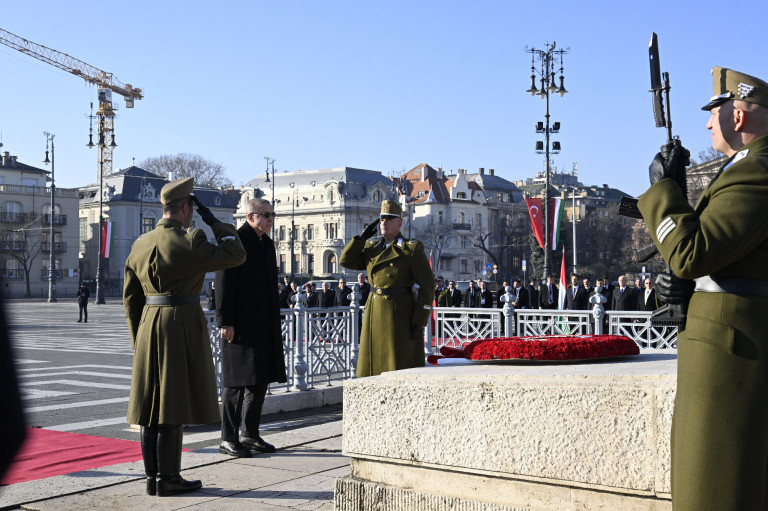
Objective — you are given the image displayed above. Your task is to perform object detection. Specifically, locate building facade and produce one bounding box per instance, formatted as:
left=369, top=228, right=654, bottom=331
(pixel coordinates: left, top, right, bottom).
left=238, top=167, right=395, bottom=280
left=0, top=151, right=80, bottom=298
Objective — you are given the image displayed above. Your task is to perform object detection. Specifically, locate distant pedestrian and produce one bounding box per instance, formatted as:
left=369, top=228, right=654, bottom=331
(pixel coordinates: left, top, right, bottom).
left=206, top=281, right=216, bottom=311
left=77, top=282, right=90, bottom=323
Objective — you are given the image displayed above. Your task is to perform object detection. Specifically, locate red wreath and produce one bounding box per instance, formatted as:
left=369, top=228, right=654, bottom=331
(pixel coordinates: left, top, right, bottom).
left=427, top=335, right=639, bottom=365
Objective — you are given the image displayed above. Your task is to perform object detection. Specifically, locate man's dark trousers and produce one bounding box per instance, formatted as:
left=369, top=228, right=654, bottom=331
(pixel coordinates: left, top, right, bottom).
left=221, top=383, right=269, bottom=441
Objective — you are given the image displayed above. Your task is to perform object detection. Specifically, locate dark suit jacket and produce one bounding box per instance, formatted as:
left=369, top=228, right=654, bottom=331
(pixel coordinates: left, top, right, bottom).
left=565, top=286, right=589, bottom=310
left=611, top=287, right=637, bottom=311
left=335, top=286, right=351, bottom=307
left=512, top=287, right=528, bottom=308
left=463, top=287, right=478, bottom=307
left=448, top=288, right=462, bottom=307
left=539, top=284, right=558, bottom=309
left=526, top=285, right=539, bottom=308
left=478, top=289, right=493, bottom=308
left=637, top=288, right=658, bottom=311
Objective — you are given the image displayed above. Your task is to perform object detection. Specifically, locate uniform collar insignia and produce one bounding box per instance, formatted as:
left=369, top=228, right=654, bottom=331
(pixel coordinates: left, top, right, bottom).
left=733, top=148, right=749, bottom=163
left=397, top=238, right=404, bottom=247
left=738, top=82, right=755, bottom=99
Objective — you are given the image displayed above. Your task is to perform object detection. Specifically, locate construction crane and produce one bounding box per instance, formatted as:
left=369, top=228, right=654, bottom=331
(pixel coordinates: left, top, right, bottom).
left=0, top=26, right=143, bottom=178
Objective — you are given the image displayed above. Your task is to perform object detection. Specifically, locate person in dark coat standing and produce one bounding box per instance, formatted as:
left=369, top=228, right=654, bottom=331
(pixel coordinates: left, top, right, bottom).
left=304, top=283, right=319, bottom=308
left=565, top=274, right=589, bottom=310
left=539, top=275, right=558, bottom=309
left=206, top=282, right=216, bottom=311
left=320, top=282, right=335, bottom=307
left=477, top=280, right=493, bottom=308
left=463, top=280, right=478, bottom=307
left=636, top=278, right=658, bottom=311
left=77, top=282, right=90, bottom=322
left=610, top=275, right=637, bottom=311
left=335, top=278, right=352, bottom=308
left=216, top=199, right=287, bottom=458
left=124, top=178, right=246, bottom=497
left=357, top=273, right=371, bottom=306
left=526, top=278, right=539, bottom=309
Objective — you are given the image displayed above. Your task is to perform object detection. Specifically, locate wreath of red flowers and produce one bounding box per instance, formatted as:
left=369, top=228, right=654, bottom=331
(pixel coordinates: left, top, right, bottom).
left=427, top=335, right=639, bottom=365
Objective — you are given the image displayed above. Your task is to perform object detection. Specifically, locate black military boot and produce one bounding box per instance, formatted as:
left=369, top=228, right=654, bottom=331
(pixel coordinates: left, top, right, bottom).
left=156, top=425, right=202, bottom=497
left=140, top=426, right=158, bottom=496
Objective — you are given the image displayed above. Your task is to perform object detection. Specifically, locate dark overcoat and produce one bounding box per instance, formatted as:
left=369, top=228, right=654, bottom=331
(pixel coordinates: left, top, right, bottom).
left=215, top=223, right=287, bottom=388
left=124, top=218, right=246, bottom=426
left=340, top=233, right=435, bottom=377
left=638, top=135, right=768, bottom=510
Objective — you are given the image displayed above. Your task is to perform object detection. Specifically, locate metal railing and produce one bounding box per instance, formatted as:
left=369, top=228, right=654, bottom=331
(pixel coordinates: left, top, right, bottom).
left=203, top=287, right=678, bottom=397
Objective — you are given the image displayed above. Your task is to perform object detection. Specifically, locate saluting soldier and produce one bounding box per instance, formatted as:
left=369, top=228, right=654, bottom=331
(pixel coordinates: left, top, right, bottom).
left=638, top=67, right=768, bottom=511
left=340, top=200, right=435, bottom=377
left=124, top=178, right=246, bottom=497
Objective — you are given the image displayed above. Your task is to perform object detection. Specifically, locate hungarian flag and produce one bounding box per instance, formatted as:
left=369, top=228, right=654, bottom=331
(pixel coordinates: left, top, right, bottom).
left=101, top=221, right=114, bottom=258
left=558, top=247, right=567, bottom=310
left=526, top=198, right=566, bottom=250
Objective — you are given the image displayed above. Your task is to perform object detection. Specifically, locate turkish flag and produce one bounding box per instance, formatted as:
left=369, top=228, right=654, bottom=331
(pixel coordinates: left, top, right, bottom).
left=525, top=198, right=545, bottom=249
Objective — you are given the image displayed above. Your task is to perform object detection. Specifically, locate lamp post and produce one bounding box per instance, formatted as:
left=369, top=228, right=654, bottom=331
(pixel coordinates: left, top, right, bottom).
left=264, top=156, right=275, bottom=239
left=571, top=187, right=578, bottom=274
left=43, top=132, right=56, bottom=302
left=289, top=182, right=296, bottom=278
left=525, top=42, right=568, bottom=279
left=88, top=106, right=117, bottom=304
left=138, top=175, right=146, bottom=235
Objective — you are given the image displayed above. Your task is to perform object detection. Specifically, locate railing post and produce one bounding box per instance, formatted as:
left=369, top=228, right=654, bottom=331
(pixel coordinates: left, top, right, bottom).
left=292, top=290, right=308, bottom=391
left=348, top=285, right=361, bottom=379
left=502, top=286, right=515, bottom=336
left=589, top=290, right=607, bottom=335
left=425, top=308, right=434, bottom=361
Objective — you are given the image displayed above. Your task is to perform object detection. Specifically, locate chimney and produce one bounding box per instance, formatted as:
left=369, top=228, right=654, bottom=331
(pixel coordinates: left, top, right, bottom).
left=1, top=151, right=9, bottom=166
left=479, top=167, right=485, bottom=175
left=489, top=169, right=495, bottom=176
left=421, top=165, right=428, bottom=182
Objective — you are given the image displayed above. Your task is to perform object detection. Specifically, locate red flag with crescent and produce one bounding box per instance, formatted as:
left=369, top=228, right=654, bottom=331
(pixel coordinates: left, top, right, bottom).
left=525, top=198, right=545, bottom=249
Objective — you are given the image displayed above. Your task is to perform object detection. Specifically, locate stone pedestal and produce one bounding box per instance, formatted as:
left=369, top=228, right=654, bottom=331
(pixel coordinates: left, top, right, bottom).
left=334, top=350, right=677, bottom=511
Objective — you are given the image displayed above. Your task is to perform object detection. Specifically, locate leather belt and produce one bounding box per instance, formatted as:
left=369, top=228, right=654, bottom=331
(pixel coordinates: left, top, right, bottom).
left=145, top=295, right=200, bottom=305
left=372, top=287, right=411, bottom=296
left=694, top=276, right=768, bottom=298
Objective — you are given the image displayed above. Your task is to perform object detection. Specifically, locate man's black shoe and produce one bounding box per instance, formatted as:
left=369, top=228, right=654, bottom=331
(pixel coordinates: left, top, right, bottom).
left=241, top=436, right=276, bottom=453
left=218, top=440, right=252, bottom=457
left=156, top=475, right=202, bottom=497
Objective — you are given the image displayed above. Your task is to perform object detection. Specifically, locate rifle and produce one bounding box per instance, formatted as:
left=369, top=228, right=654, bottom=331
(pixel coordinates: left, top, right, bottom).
left=620, top=33, right=688, bottom=327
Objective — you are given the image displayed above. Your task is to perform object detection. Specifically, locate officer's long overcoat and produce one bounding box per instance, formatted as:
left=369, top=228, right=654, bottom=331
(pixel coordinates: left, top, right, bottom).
left=124, top=218, right=245, bottom=426
left=340, top=233, right=435, bottom=377
left=215, top=223, right=287, bottom=387
left=638, top=135, right=768, bottom=510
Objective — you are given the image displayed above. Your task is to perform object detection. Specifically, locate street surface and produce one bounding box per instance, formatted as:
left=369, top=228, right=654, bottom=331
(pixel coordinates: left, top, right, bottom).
left=6, top=299, right=342, bottom=448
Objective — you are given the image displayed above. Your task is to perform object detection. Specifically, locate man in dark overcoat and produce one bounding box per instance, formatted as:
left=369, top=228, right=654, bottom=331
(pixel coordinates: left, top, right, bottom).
left=124, top=178, right=246, bottom=497
left=565, top=274, right=589, bottom=310
left=638, top=67, right=768, bottom=510
left=610, top=275, right=637, bottom=311
left=216, top=199, right=287, bottom=457
left=340, top=200, right=435, bottom=377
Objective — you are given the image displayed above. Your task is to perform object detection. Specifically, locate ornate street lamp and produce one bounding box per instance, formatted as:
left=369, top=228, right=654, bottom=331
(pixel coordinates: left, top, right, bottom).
left=43, top=132, right=56, bottom=302
left=264, top=156, right=276, bottom=240
left=525, top=42, right=568, bottom=279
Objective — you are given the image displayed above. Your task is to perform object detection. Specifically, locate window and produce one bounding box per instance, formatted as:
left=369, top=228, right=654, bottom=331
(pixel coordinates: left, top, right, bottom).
left=476, top=213, right=482, bottom=227
left=307, top=254, right=314, bottom=275
left=80, top=217, right=88, bottom=253
left=307, top=224, right=314, bottom=240
left=292, top=254, right=300, bottom=274
left=41, top=258, right=62, bottom=278
left=0, top=259, right=22, bottom=279
left=325, top=222, right=338, bottom=239
left=279, top=225, right=286, bottom=242
left=442, top=258, right=453, bottom=271
left=438, top=211, right=443, bottom=224
left=460, top=259, right=468, bottom=274
left=457, top=192, right=466, bottom=199
left=373, top=190, right=382, bottom=202
left=142, top=217, right=154, bottom=234
left=279, top=254, right=286, bottom=274
left=292, top=225, right=299, bottom=240
left=458, top=212, right=465, bottom=223
left=326, top=253, right=337, bottom=274
left=461, top=236, right=468, bottom=249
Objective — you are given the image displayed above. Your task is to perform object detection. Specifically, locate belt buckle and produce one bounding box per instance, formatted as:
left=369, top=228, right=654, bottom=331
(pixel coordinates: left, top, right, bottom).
left=376, top=288, right=384, bottom=295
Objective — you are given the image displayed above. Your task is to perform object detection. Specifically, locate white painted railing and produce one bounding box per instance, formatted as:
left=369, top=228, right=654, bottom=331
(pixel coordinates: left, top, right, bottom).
left=205, top=286, right=678, bottom=397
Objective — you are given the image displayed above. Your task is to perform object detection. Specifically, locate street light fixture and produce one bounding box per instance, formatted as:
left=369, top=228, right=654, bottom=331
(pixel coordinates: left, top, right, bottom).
left=88, top=103, right=116, bottom=304
left=264, top=156, right=276, bottom=240
left=43, top=132, right=56, bottom=303
left=525, top=41, right=569, bottom=279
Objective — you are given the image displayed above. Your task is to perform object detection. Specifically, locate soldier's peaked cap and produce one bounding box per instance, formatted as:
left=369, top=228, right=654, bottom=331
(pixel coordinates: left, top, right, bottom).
left=702, top=67, right=768, bottom=111
left=379, top=200, right=402, bottom=218
left=160, top=177, right=194, bottom=204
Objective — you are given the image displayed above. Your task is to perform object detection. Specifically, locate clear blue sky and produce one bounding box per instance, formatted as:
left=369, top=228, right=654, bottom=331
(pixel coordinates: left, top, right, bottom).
left=1, top=0, right=764, bottom=198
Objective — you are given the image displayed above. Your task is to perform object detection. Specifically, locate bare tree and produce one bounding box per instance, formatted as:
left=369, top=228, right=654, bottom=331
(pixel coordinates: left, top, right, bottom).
left=139, top=153, right=232, bottom=188
left=0, top=224, right=43, bottom=297
left=690, top=146, right=722, bottom=166
left=417, top=219, right=454, bottom=274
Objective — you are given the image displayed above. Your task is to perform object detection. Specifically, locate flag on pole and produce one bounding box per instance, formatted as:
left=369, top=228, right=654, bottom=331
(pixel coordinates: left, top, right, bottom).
left=550, top=198, right=565, bottom=250
left=101, top=221, right=114, bottom=258
left=558, top=247, right=567, bottom=310
left=525, top=198, right=545, bottom=249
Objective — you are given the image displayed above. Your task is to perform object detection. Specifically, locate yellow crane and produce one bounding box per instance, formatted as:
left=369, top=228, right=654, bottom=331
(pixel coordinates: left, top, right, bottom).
left=0, top=26, right=143, bottom=177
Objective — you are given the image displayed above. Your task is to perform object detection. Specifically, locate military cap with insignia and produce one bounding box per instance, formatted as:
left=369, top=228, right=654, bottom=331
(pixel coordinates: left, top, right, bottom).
left=702, top=67, right=768, bottom=111
left=160, top=177, right=194, bottom=205
left=379, top=200, right=402, bottom=219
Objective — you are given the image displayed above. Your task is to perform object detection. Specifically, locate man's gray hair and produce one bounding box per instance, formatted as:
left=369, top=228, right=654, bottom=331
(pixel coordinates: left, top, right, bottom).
left=246, top=199, right=271, bottom=215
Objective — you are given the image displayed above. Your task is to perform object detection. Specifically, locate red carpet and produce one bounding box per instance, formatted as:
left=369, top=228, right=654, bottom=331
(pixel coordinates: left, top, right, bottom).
left=1, top=428, right=143, bottom=485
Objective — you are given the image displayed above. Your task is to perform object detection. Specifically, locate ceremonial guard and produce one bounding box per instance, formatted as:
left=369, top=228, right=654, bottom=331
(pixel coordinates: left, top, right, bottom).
left=639, top=68, right=768, bottom=510
left=340, top=200, right=435, bottom=377
left=124, top=178, right=246, bottom=497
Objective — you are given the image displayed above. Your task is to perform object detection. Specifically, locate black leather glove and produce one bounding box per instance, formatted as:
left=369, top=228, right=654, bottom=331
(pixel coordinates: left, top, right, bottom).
left=191, top=195, right=220, bottom=226
left=409, top=324, right=424, bottom=341
left=358, top=219, right=379, bottom=241
left=649, top=139, right=690, bottom=186
left=654, top=271, right=694, bottom=305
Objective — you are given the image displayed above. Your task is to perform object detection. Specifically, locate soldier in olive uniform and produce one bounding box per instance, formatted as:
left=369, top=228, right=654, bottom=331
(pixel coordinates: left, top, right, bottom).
left=340, top=200, right=435, bottom=377
left=124, top=178, right=246, bottom=497
left=638, top=68, right=768, bottom=511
